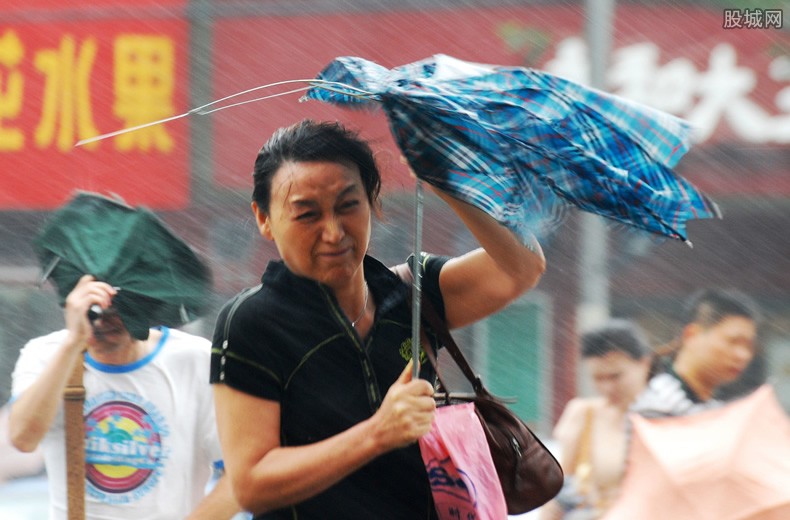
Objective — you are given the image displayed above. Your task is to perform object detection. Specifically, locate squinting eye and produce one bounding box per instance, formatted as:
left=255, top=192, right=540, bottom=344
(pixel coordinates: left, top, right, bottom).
left=296, top=211, right=318, bottom=221
left=339, top=200, right=360, bottom=211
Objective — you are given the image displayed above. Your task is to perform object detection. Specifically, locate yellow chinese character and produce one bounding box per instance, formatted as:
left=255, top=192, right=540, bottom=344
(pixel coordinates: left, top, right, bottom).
left=113, top=35, right=175, bottom=152
left=0, top=29, right=25, bottom=152
left=34, top=34, right=100, bottom=151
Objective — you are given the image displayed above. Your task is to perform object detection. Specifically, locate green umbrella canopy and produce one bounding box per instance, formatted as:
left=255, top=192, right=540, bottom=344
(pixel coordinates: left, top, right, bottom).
left=34, top=192, right=212, bottom=340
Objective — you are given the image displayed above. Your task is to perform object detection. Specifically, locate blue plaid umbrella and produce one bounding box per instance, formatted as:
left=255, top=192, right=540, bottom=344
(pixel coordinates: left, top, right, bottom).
left=304, top=54, right=720, bottom=244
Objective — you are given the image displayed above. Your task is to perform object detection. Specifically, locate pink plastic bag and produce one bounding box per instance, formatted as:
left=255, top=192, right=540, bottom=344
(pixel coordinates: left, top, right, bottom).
left=419, top=402, right=508, bottom=520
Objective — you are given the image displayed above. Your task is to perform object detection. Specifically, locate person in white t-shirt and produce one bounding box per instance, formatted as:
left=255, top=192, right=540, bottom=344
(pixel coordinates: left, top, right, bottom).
left=8, top=275, right=240, bottom=520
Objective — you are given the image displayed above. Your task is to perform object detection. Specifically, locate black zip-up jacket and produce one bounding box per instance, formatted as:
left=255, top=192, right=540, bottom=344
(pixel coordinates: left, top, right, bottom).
left=211, top=254, right=448, bottom=520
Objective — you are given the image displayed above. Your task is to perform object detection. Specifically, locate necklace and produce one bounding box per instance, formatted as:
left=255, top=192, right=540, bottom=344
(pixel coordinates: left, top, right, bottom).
left=351, top=283, right=369, bottom=328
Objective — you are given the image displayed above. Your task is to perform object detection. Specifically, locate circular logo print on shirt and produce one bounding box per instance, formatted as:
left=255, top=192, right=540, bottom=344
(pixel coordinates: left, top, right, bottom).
left=84, top=399, right=165, bottom=495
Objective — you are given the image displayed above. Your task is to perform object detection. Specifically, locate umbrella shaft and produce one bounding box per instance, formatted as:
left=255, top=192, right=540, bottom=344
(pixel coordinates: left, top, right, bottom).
left=411, top=181, right=424, bottom=378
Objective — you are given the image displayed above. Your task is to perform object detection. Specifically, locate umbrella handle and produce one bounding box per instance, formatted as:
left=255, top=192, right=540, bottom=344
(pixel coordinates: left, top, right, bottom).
left=86, top=287, right=121, bottom=322
left=410, top=180, right=424, bottom=379
left=87, top=305, right=102, bottom=322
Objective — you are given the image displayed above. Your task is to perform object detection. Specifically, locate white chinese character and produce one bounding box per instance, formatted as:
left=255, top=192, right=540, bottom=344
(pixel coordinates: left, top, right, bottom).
left=687, top=44, right=776, bottom=142
left=723, top=8, right=744, bottom=29
left=765, top=9, right=783, bottom=29
left=743, top=8, right=765, bottom=29
left=543, top=38, right=790, bottom=144
left=543, top=36, right=590, bottom=84
left=608, top=43, right=698, bottom=115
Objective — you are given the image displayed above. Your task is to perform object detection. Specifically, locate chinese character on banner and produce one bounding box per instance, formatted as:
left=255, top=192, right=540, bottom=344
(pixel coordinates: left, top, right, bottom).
left=0, top=16, right=189, bottom=211
left=0, top=29, right=25, bottom=151
left=113, top=35, right=175, bottom=152
left=34, top=34, right=100, bottom=151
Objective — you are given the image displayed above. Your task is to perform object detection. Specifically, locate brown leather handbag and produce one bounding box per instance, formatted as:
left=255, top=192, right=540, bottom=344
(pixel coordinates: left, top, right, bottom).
left=396, top=264, right=564, bottom=514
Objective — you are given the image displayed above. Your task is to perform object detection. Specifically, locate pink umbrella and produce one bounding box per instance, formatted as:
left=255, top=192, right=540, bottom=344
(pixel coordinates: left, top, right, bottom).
left=604, top=385, right=790, bottom=520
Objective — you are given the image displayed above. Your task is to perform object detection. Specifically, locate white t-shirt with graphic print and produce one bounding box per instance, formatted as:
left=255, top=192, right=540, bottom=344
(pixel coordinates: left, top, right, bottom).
left=11, top=327, right=221, bottom=520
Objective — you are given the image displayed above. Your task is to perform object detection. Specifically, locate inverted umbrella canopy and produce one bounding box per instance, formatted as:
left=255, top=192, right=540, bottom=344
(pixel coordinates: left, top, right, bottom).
left=304, top=54, right=720, bottom=244
left=604, top=385, right=790, bottom=520
left=34, top=191, right=212, bottom=340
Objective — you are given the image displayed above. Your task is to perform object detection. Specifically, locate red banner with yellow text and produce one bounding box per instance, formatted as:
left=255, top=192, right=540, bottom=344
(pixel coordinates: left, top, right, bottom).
left=0, top=15, right=190, bottom=210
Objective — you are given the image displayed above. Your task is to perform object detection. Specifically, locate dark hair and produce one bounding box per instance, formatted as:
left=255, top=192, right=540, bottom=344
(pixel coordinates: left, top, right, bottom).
left=683, top=288, right=760, bottom=328
left=581, top=318, right=651, bottom=361
left=252, top=119, right=382, bottom=213
left=650, top=288, right=761, bottom=375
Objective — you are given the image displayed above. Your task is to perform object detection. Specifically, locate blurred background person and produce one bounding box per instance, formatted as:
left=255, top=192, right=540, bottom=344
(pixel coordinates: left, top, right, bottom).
left=601, top=290, right=780, bottom=520
left=540, top=319, right=652, bottom=520
left=631, top=288, right=759, bottom=419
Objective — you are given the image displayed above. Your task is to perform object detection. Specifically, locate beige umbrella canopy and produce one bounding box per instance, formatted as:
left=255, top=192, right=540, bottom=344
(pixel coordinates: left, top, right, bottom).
left=604, top=385, right=790, bottom=520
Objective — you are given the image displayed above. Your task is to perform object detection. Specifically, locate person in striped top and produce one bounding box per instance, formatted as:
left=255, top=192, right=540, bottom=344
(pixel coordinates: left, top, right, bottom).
left=630, top=288, right=760, bottom=419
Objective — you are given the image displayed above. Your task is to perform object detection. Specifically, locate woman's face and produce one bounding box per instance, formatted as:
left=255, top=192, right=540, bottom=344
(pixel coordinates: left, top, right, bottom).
left=586, top=351, right=650, bottom=408
left=252, top=160, right=372, bottom=289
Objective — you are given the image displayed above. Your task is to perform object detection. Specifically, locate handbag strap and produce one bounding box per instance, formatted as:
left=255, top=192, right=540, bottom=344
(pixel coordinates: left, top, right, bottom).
left=393, top=263, right=485, bottom=397
left=64, top=354, right=86, bottom=520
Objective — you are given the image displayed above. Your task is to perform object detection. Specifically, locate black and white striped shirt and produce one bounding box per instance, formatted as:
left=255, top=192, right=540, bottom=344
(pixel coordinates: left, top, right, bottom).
left=630, top=369, right=721, bottom=419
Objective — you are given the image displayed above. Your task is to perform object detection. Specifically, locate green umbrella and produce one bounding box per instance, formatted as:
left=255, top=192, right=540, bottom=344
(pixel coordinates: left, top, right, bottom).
left=34, top=191, right=212, bottom=340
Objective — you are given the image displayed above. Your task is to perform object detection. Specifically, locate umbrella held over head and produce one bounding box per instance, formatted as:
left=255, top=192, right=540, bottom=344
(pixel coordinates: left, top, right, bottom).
left=79, top=53, right=720, bottom=246
left=604, top=385, right=790, bottom=520
left=304, top=53, right=720, bottom=245
left=34, top=191, right=212, bottom=340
